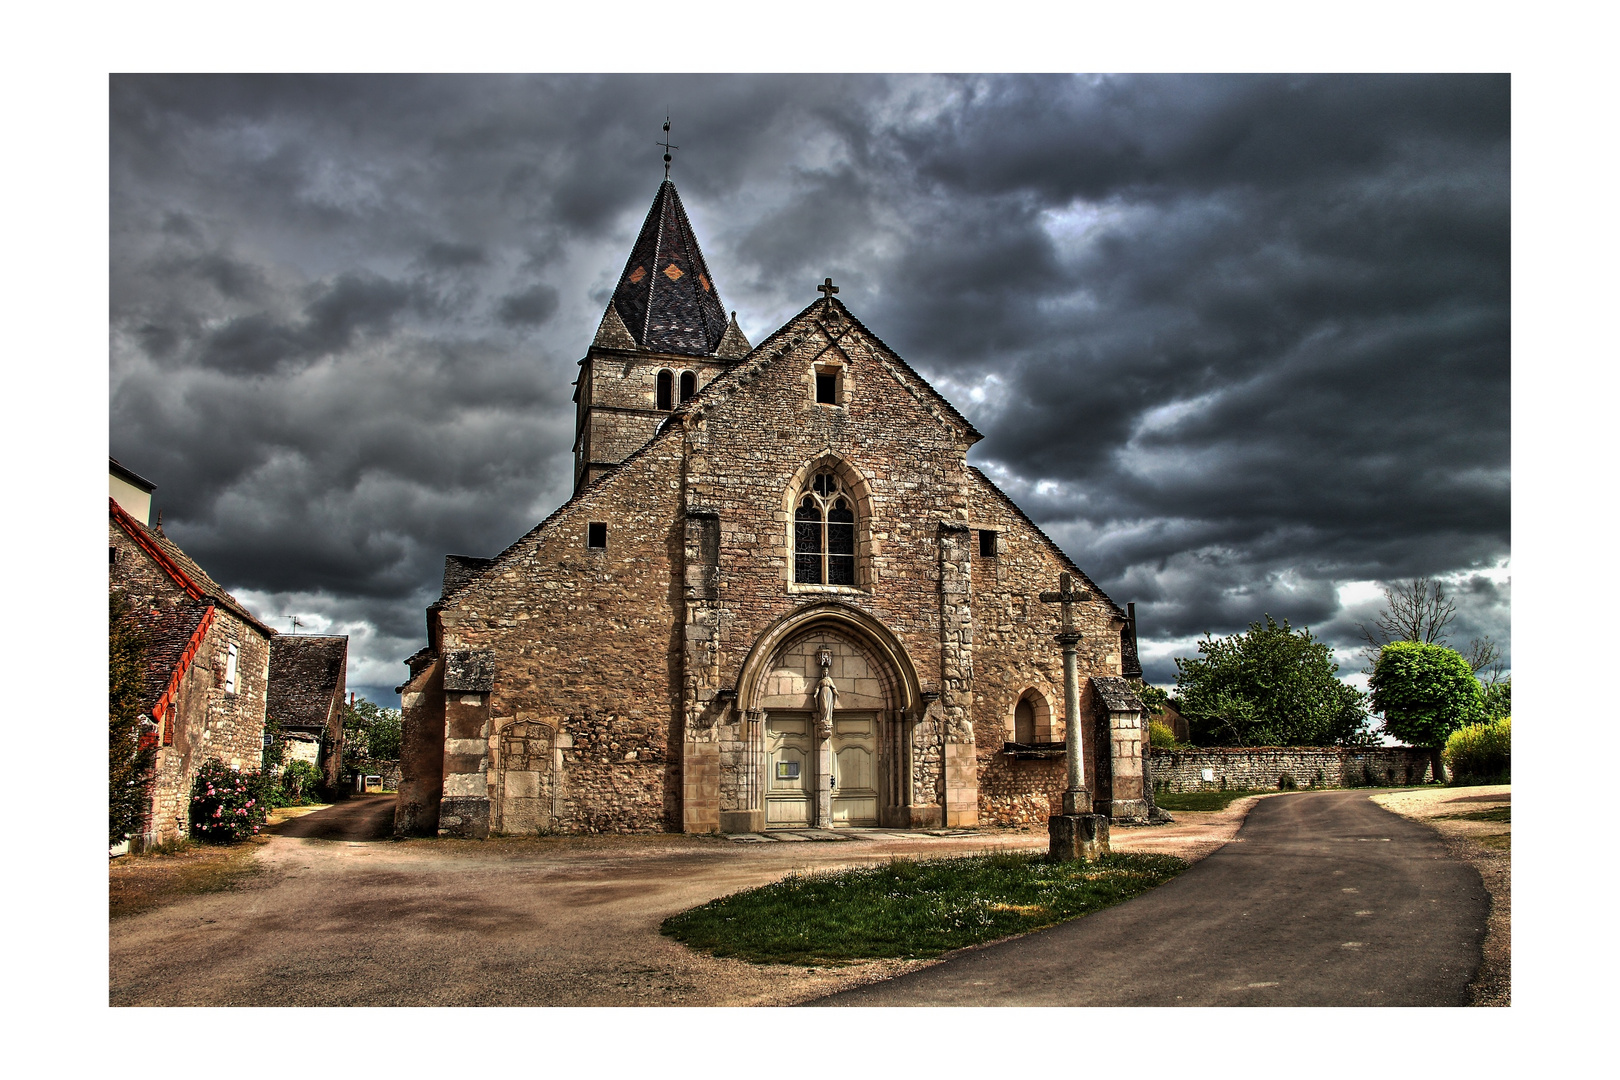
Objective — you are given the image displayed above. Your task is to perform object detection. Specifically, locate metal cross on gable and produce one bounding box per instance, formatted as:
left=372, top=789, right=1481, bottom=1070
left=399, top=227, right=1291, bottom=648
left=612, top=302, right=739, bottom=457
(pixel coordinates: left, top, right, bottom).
left=1039, top=571, right=1090, bottom=635
left=818, top=277, right=838, bottom=302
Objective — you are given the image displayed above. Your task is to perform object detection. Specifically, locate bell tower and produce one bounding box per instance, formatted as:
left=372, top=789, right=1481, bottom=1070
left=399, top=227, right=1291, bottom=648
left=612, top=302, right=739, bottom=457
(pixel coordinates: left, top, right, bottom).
left=572, top=179, right=751, bottom=492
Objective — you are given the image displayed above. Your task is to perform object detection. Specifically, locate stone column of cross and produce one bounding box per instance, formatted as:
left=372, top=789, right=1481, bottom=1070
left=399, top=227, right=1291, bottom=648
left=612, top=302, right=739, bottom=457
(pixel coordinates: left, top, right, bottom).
left=1039, top=571, right=1092, bottom=813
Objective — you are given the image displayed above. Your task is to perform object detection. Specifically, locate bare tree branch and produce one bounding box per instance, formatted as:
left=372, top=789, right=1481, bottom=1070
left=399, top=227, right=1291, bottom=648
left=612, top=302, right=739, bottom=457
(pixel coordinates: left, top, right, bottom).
left=1357, top=577, right=1457, bottom=669
left=1465, top=636, right=1505, bottom=684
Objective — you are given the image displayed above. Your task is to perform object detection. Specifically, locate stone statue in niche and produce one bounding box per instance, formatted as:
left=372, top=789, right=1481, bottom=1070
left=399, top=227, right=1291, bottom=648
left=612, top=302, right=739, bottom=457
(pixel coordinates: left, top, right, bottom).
left=814, top=646, right=839, bottom=740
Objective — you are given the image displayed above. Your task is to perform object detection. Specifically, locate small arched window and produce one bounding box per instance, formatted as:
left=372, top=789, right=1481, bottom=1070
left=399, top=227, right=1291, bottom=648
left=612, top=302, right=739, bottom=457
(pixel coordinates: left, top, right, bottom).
left=1014, top=697, right=1036, bottom=744
left=656, top=369, right=674, bottom=411
left=794, top=470, right=857, bottom=586
left=679, top=370, right=697, bottom=403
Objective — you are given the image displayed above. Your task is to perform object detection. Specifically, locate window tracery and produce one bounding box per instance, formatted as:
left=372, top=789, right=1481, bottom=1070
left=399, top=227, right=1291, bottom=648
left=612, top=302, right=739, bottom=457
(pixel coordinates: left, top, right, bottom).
left=794, top=470, right=857, bottom=586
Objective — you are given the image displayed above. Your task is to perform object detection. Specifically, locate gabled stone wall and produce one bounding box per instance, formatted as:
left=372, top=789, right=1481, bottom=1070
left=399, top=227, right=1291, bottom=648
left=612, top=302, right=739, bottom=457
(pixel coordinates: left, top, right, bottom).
left=111, top=522, right=271, bottom=847
left=964, top=473, right=1127, bottom=826
left=431, top=437, right=688, bottom=835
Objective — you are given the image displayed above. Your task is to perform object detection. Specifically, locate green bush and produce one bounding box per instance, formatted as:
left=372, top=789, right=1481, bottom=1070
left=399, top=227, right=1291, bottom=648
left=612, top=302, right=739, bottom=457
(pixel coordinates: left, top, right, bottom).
left=1444, top=716, right=1511, bottom=785
left=1147, top=720, right=1182, bottom=749
left=280, top=760, right=323, bottom=805
left=189, top=760, right=270, bottom=843
left=110, top=594, right=156, bottom=846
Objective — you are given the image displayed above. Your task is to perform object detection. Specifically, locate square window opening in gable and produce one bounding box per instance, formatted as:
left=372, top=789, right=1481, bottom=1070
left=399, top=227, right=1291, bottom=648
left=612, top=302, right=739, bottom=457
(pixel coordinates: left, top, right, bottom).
left=587, top=521, right=608, bottom=549
left=979, top=529, right=999, bottom=558
left=814, top=364, right=844, bottom=406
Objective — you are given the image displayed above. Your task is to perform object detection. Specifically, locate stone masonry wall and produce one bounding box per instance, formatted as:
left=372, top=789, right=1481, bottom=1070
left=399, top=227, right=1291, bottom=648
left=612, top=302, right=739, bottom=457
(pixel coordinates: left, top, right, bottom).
left=680, top=304, right=983, bottom=828
left=143, top=613, right=271, bottom=844
left=1149, top=747, right=1435, bottom=792
left=965, top=473, right=1127, bottom=826
left=580, top=349, right=734, bottom=488
left=111, top=522, right=271, bottom=847
left=436, top=438, right=687, bottom=834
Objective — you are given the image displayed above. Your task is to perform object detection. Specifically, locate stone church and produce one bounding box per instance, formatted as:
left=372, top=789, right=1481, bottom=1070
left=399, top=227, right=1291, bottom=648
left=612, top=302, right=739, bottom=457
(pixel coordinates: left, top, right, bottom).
left=396, top=178, right=1148, bottom=838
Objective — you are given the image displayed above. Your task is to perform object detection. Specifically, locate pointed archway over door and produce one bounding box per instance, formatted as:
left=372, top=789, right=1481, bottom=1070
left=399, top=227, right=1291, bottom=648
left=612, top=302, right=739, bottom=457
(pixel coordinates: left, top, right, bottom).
left=724, top=603, right=926, bottom=832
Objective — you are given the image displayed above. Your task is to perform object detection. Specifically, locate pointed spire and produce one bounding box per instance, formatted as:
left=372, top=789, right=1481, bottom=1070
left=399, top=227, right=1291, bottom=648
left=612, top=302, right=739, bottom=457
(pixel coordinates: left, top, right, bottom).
left=715, top=310, right=752, bottom=359
left=609, top=180, right=731, bottom=356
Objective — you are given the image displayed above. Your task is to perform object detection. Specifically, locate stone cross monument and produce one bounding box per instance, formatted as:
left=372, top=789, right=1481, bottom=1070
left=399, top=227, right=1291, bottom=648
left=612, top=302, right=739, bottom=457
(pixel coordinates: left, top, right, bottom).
left=1039, top=571, right=1110, bottom=860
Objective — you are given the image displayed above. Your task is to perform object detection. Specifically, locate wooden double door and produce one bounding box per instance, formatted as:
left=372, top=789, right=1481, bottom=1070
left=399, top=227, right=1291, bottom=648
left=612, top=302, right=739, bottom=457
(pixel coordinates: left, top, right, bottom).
left=764, top=711, right=879, bottom=828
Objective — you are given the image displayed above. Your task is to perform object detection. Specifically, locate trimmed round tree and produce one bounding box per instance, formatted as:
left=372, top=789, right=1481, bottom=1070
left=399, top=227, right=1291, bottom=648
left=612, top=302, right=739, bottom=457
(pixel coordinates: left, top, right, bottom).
left=1369, top=641, right=1483, bottom=782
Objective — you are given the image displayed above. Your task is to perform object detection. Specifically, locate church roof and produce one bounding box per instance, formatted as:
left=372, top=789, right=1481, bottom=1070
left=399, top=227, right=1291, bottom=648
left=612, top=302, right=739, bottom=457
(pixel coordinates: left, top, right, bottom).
left=610, top=180, right=731, bottom=356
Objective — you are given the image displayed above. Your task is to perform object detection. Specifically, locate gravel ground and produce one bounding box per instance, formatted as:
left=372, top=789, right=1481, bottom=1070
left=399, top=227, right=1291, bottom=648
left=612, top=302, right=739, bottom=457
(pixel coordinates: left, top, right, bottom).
left=109, top=804, right=1255, bottom=1007
left=1370, top=784, right=1510, bottom=1006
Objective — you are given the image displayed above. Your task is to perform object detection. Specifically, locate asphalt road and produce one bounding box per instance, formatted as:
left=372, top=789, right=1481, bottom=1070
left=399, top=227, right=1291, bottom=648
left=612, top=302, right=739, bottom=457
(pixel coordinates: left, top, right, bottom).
left=811, top=790, right=1489, bottom=1006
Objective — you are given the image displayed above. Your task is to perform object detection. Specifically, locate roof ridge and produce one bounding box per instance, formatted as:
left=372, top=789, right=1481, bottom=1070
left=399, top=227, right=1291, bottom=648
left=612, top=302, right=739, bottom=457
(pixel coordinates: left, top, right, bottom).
left=109, top=497, right=275, bottom=636
left=668, top=296, right=984, bottom=445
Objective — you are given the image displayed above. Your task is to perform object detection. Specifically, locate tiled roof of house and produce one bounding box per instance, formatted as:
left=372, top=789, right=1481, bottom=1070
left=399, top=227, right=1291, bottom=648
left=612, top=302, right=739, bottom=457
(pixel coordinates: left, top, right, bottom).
left=610, top=180, right=732, bottom=356
left=126, top=599, right=214, bottom=719
left=109, top=498, right=274, bottom=636
left=267, top=635, right=348, bottom=732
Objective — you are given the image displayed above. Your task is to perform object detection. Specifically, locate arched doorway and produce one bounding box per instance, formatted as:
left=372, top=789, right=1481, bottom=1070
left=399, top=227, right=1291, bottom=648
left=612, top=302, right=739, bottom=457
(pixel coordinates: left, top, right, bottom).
left=733, top=604, right=922, bottom=830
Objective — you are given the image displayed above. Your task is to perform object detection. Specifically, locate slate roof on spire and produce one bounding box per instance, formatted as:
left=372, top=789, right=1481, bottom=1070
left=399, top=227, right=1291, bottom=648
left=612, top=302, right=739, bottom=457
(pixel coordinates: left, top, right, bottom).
left=611, top=180, right=731, bottom=356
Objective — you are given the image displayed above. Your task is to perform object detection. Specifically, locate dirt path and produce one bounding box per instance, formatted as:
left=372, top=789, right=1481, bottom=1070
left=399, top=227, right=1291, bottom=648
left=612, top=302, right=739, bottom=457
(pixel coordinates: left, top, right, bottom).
left=109, top=800, right=1259, bottom=1006
left=1371, top=784, right=1510, bottom=1006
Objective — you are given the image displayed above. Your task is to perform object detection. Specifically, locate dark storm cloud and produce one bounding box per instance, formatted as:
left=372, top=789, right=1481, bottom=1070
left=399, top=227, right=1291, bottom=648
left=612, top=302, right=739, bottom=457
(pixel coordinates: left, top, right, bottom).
left=110, top=75, right=1509, bottom=700
left=497, top=283, right=559, bottom=327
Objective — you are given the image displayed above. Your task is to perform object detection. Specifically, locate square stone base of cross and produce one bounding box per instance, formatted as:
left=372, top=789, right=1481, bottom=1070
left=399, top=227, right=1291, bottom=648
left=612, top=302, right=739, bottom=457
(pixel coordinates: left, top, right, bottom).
left=1049, top=813, right=1111, bottom=862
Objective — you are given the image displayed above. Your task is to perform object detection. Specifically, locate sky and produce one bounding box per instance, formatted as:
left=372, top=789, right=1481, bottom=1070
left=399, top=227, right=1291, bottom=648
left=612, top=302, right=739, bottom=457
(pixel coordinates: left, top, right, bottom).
left=108, top=74, right=1510, bottom=709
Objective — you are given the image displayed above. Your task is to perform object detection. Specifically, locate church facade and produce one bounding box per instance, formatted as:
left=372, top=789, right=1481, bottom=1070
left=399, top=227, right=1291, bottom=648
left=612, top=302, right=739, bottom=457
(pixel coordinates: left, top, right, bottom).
left=396, top=179, right=1148, bottom=838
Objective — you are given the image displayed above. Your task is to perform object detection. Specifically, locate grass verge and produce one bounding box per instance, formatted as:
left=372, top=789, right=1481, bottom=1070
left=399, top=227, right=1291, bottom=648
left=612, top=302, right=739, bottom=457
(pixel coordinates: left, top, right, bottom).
left=660, top=851, right=1186, bottom=965
left=1153, top=788, right=1266, bottom=812
left=109, top=839, right=266, bottom=919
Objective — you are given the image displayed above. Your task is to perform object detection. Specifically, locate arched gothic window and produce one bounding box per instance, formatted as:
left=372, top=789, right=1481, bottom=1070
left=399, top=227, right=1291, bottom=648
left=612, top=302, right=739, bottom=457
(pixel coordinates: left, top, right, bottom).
left=679, top=370, right=697, bottom=403
left=656, top=369, right=674, bottom=411
left=1014, top=696, right=1036, bottom=744
left=794, top=470, right=856, bottom=585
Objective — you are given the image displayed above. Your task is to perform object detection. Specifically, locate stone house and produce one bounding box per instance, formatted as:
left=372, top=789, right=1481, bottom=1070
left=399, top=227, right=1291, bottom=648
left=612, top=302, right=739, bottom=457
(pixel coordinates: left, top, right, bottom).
left=110, top=464, right=274, bottom=849
left=397, top=179, right=1147, bottom=838
left=266, top=635, right=349, bottom=790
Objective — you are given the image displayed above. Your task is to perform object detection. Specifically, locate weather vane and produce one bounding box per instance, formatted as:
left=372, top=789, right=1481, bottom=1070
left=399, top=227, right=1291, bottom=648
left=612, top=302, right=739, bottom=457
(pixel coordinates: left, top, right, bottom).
left=657, top=117, right=678, bottom=179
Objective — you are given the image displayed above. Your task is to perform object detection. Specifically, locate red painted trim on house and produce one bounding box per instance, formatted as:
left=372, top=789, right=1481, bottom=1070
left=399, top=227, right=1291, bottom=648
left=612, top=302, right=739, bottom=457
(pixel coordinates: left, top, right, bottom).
left=109, top=497, right=206, bottom=601
left=152, top=605, right=216, bottom=747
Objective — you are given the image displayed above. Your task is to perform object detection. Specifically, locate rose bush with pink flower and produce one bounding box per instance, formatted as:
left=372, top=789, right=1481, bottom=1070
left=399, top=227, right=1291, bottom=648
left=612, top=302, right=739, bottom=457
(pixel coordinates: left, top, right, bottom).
left=189, top=760, right=272, bottom=843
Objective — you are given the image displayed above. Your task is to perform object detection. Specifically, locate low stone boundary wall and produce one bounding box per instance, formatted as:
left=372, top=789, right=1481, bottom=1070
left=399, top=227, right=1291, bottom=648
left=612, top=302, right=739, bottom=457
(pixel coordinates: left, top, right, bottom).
left=1148, top=747, right=1432, bottom=793
left=352, top=759, right=402, bottom=792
